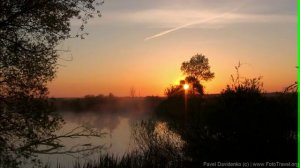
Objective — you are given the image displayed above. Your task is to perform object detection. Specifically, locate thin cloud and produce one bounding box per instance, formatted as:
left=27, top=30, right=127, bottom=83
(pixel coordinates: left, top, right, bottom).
left=144, top=14, right=228, bottom=41
left=144, top=4, right=244, bottom=41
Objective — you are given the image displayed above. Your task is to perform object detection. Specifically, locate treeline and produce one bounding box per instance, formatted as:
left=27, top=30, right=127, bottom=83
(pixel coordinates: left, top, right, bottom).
left=51, top=95, right=163, bottom=114
left=153, top=57, right=297, bottom=163
left=155, top=88, right=297, bottom=163
left=51, top=55, right=297, bottom=167
left=59, top=92, right=297, bottom=168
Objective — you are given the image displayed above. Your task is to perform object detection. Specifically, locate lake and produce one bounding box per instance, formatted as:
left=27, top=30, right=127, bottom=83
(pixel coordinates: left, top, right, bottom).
left=36, top=109, right=150, bottom=168
left=22, top=97, right=185, bottom=168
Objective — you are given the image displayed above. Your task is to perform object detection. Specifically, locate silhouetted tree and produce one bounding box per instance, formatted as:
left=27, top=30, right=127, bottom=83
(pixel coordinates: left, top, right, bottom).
left=181, top=54, right=214, bottom=81
left=130, top=87, right=136, bottom=98
left=179, top=54, right=214, bottom=96
left=158, top=62, right=296, bottom=164
left=165, top=77, right=204, bottom=98
left=0, top=0, right=103, bottom=166
left=164, top=85, right=182, bottom=97
left=184, top=76, right=204, bottom=95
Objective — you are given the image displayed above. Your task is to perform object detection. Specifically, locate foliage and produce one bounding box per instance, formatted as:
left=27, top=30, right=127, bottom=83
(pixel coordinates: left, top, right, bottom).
left=77, top=120, right=185, bottom=168
left=69, top=152, right=184, bottom=168
left=284, top=66, right=298, bottom=93
left=184, top=76, right=204, bottom=95
left=164, top=85, right=182, bottom=97
left=221, top=62, right=264, bottom=104
left=223, top=62, right=263, bottom=95
left=0, top=0, right=103, bottom=166
left=181, top=54, right=214, bottom=81
left=166, top=53, right=213, bottom=98
left=57, top=120, right=185, bottom=168
left=164, top=76, right=204, bottom=98
left=132, top=120, right=185, bottom=159
left=130, top=87, right=136, bottom=98
left=156, top=63, right=297, bottom=163
left=53, top=95, right=163, bottom=114
left=284, top=81, right=297, bottom=93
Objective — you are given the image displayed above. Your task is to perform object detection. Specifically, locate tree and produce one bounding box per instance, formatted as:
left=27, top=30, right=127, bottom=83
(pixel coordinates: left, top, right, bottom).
left=181, top=54, right=214, bottom=81
left=180, top=54, right=214, bottom=96
left=0, top=0, right=103, bottom=166
left=130, top=87, right=136, bottom=98
left=164, top=53, right=214, bottom=97
left=184, top=76, right=204, bottom=95
left=164, top=77, right=204, bottom=97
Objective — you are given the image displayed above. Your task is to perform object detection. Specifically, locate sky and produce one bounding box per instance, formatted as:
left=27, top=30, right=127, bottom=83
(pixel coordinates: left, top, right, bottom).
left=48, top=0, right=297, bottom=97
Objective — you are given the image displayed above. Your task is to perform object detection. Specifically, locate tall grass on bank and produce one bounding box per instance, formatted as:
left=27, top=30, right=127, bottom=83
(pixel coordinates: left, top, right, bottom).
left=49, top=120, right=186, bottom=168
left=70, top=152, right=184, bottom=168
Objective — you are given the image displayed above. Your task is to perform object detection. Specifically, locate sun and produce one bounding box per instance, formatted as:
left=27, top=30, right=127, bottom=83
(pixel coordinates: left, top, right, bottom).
left=183, top=84, right=189, bottom=90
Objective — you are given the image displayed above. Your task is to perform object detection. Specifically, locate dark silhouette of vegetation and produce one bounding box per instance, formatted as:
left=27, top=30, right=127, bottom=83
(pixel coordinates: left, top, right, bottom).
left=181, top=54, right=214, bottom=81
left=284, top=82, right=297, bottom=93
left=130, top=87, right=136, bottom=98
left=155, top=62, right=297, bottom=165
left=53, top=95, right=163, bottom=114
left=51, top=121, right=185, bottom=168
left=0, top=0, right=103, bottom=167
left=165, top=54, right=214, bottom=98
left=52, top=152, right=184, bottom=168
left=132, top=121, right=184, bottom=161
left=165, top=77, right=204, bottom=98
left=42, top=62, right=296, bottom=168
left=284, top=67, right=297, bottom=93
left=184, top=76, right=204, bottom=96
left=1, top=1, right=295, bottom=167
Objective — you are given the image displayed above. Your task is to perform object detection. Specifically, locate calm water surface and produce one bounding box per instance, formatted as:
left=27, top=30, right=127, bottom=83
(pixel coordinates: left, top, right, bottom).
left=37, top=110, right=149, bottom=168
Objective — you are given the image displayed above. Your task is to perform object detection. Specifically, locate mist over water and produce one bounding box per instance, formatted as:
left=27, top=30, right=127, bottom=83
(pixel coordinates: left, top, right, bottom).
left=61, top=109, right=148, bottom=155
left=39, top=113, right=134, bottom=168
left=35, top=97, right=165, bottom=168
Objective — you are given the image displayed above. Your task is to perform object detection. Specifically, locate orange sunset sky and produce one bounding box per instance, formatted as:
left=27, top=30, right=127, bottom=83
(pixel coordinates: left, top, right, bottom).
left=48, top=0, right=297, bottom=97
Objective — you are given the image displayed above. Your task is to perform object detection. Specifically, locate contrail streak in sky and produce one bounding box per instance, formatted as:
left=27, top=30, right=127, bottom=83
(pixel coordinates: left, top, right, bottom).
left=144, top=3, right=246, bottom=41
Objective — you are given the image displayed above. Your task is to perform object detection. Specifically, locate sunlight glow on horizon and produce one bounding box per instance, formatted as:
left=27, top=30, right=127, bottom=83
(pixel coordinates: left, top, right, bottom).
left=183, top=84, right=190, bottom=90
left=47, top=0, right=297, bottom=98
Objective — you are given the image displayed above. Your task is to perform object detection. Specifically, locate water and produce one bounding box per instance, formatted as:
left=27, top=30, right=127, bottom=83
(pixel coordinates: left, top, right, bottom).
left=62, top=111, right=136, bottom=154
left=37, top=110, right=149, bottom=168
left=23, top=96, right=183, bottom=168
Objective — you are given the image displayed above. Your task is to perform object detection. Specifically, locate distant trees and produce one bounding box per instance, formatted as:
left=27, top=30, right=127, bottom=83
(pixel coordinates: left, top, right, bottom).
left=164, top=85, right=182, bottom=97
left=130, top=87, right=136, bottom=98
left=0, top=0, right=103, bottom=166
left=158, top=62, right=297, bottom=164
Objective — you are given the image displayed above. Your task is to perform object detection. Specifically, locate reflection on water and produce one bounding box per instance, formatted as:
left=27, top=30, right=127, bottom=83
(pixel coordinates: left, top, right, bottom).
left=62, top=109, right=154, bottom=154
left=154, top=122, right=185, bottom=151
left=37, top=110, right=144, bottom=168
left=35, top=109, right=184, bottom=168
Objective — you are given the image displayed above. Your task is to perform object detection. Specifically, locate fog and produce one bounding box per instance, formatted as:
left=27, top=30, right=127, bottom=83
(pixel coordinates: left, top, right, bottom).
left=34, top=96, right=163, bottom=168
